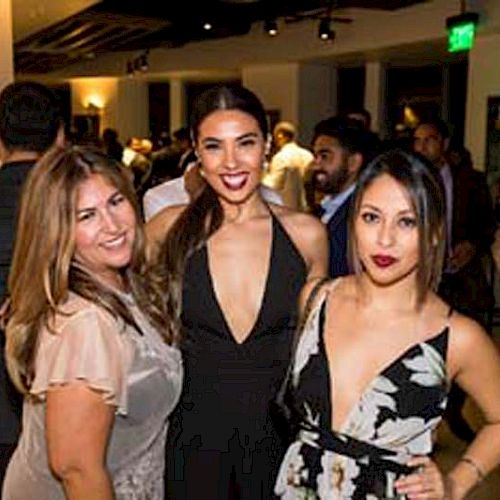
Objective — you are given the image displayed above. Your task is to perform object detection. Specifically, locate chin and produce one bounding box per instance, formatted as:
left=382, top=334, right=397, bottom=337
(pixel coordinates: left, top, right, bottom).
left=216, top=185, right=260, bottom=205
left=365, top=266, right=418, bottom=288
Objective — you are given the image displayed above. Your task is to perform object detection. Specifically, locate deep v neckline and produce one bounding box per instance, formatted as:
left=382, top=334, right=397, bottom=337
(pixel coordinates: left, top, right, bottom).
left=204, top=215, right=275, bottom=345
left=315, top=296, right=449, bottom=434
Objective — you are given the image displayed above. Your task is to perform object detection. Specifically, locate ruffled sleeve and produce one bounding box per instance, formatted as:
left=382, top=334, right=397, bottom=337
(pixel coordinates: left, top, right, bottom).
left=30, top=299, right=134, bottom=415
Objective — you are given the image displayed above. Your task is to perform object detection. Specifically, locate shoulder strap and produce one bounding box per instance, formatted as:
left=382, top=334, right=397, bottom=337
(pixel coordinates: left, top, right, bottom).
left=275, top=276, right=330, bottom=412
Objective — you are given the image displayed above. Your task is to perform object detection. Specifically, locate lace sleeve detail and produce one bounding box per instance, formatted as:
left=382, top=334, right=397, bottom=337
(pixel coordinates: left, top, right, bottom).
left=30, top=302, right=133, bottom=414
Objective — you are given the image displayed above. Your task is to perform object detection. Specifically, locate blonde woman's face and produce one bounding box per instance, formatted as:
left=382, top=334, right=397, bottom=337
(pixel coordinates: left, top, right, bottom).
left=354, top=174, right=419, bottom=287
left=195, top=109, right=266, bottom=204
left=73, top=174, right=136, bottom=289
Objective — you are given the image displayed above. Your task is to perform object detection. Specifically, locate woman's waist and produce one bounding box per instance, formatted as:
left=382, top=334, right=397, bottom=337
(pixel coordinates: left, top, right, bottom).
left=294, top=422, right=416, bottom=475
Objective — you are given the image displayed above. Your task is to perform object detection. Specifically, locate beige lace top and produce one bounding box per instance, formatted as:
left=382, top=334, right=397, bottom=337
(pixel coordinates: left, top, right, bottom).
left=3, top=292, right=183, bottom=500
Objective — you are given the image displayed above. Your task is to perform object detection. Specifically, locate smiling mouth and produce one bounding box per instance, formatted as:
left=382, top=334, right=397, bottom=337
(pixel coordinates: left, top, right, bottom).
left=220, top=172, right=249, bottom=190
left=101, top=234, right=127, bottom=249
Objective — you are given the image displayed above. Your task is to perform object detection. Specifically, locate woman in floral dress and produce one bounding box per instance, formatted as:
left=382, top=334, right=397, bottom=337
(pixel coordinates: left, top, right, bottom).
left=275, top=150, right=500, bottom=499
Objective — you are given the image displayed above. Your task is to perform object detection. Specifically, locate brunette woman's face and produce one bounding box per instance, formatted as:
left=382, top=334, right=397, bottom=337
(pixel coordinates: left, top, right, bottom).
left=195, top=109, right=266, bottom=204
left=354, top=173, right=419, bottom=287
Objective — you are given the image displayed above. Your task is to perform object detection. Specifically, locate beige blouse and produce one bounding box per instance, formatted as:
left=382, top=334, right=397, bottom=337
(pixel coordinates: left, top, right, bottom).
left=3, top=292, right=182, bottom=500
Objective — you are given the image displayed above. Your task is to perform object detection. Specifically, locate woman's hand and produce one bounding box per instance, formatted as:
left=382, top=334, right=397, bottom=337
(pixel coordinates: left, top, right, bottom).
left=394, top=456, right=450, bottom=499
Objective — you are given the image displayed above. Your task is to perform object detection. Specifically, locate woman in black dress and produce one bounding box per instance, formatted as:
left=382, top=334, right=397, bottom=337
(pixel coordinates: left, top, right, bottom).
left=146, top=85, right=327, bottom=499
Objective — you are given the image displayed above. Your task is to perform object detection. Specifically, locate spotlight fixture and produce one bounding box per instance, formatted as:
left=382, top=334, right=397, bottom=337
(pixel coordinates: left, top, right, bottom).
left=264, top=18, right=278, bottom=36
left=138, top=50, right=149, bottom=72
left=318, top=17, right=335, bottom=41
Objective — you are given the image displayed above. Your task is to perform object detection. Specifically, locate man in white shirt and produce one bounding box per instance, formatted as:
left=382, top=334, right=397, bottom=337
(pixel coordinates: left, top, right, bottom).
left=261, top=121, right=313, bottom=212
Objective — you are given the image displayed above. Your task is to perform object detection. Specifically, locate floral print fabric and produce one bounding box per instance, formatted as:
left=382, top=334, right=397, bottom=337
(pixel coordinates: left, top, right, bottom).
left=275, top=290, right=449, bottom=499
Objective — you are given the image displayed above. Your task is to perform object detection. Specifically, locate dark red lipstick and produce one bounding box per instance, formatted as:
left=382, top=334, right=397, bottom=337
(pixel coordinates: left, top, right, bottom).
left=371, top=254, right=398, bottom=268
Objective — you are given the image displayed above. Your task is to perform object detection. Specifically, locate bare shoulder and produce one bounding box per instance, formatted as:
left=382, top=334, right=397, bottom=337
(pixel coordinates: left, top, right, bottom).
left=270, top=204, right=328, bottom=276
left=298, top=275, right=352, bottom=315
left=447, top=309, right=500, bottom=378
left=145, top=204, right=187, bottom=247
left=272, top=204, right=325, bottom=240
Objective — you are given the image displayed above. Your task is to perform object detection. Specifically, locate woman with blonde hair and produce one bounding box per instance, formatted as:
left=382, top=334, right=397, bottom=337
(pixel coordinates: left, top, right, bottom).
left=2, top=146, right=182, bottom=499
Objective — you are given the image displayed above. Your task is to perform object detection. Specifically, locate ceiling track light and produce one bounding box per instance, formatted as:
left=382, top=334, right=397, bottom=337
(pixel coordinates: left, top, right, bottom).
left=318, top=16, right=335, bottom=41
left=264, top=18, right=278, bottom=36
left=125, top=49, right=150, bottom=77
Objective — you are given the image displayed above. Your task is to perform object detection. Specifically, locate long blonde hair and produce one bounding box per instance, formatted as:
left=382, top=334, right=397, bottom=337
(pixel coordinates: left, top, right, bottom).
left=6, top=146, right=176, bottom=393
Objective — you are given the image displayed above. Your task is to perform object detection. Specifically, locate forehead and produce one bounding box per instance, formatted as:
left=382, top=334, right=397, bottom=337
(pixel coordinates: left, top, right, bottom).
left=198, top=109, right=261, bottom=136
left=313, top=134, right=342, bottom=151
left=76, top=174, right=117, bottom=204
left=361, top=174, right=414, bottom=211
left=414, top=124, right=441, bottom=141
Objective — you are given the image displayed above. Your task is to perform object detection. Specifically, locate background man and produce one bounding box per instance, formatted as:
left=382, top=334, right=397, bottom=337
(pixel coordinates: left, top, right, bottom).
left=0, top=81, right=64, bottom=486
left=311, top=117, right=379, bottom=278
left=413, top=117, right=496, bottom=442
left=262, top=121, right=313, bottom=211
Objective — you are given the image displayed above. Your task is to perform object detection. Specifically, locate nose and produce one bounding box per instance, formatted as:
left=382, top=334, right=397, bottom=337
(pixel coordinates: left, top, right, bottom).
left=223, top=143, right=237, bottom=169
left=101, top=209, right=120, bottom=232
left=377, top=220, right=395, bottom=247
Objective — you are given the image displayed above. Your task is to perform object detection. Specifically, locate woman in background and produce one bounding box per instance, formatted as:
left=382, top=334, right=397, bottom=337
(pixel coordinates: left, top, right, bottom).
left=275, top=150, right=500, bottom=499
left=3, top=147, right=182, bottom=499
left=147, top=85, right=327, bottom=499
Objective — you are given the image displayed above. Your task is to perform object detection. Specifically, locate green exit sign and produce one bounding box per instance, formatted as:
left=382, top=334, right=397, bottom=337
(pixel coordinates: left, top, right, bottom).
left=446, top=12, right=479, bottom=53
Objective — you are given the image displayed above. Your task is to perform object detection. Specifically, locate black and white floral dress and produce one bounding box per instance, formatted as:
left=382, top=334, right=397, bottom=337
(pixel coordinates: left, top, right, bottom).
left=274, top=286, right=449, bottom=499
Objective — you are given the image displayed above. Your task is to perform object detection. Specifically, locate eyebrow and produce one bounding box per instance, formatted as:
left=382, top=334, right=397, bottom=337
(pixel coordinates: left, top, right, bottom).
left=315, top=146, right=334, bottom=154
left=360, top=203, right=415, bottom=215
left=200, top=132, right=260, bottom=143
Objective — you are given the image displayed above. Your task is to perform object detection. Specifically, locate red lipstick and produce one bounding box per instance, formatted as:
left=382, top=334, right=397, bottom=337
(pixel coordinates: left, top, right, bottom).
left=371, top=254, right=398, bottom=268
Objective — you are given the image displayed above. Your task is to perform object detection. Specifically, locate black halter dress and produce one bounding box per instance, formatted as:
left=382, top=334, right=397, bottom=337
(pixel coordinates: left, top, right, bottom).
left=166, top=211, right=307, bottom=500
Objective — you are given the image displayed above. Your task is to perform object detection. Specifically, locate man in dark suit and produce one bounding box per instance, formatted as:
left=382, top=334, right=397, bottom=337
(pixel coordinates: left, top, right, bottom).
left=311, top=117, right=379, bottom=278
left=0, top=81, right=64, bottom=486
left=413, top=118, right=496, bottom=442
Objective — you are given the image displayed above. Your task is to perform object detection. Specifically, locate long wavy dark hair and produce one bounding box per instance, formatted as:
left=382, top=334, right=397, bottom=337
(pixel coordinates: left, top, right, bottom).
left=158, top=84, right=269, bottom=336
left=6, top=146, right=175, bottom=393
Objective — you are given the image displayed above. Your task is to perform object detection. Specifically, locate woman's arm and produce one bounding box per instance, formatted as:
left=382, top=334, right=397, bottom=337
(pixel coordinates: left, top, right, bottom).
left=46, top=382, right=115, bottom=500
left=445, top=316, right=500, bottom=499
left=144, top=204, right=187, bottom=261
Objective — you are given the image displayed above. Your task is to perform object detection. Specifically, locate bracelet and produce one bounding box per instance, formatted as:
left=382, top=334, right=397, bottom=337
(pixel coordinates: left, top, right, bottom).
left=459, top=456, right=485, bottom=483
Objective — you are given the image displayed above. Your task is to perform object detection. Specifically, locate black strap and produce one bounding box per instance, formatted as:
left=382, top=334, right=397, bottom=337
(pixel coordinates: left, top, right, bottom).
left=275, top=277, right=329, bottom=416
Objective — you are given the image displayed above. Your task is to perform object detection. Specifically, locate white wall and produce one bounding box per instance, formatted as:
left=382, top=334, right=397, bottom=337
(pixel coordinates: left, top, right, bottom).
left=242, top=64, right=300, bottom=129
left=465, top=33, right=500, bottom=173
left=70, top=77, right=149, bottom=141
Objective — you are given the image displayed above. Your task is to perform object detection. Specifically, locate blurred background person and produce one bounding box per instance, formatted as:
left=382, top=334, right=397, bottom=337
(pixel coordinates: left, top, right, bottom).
left=413, top=118, right=496, bottom=443
left=101, top=128, right=123, bottom=163
left=262, top=121, right=313, bottom=212
left=0, top=81, right=64, bottom=488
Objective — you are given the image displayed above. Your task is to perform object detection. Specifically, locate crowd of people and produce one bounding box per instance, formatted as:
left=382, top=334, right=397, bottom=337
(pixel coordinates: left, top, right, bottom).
left=0, top=80, right=499, bottom=500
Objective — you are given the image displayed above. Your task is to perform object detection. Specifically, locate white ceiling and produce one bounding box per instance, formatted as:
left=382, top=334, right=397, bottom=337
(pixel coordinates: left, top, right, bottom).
left=12, top=0, right=99, bottom=41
